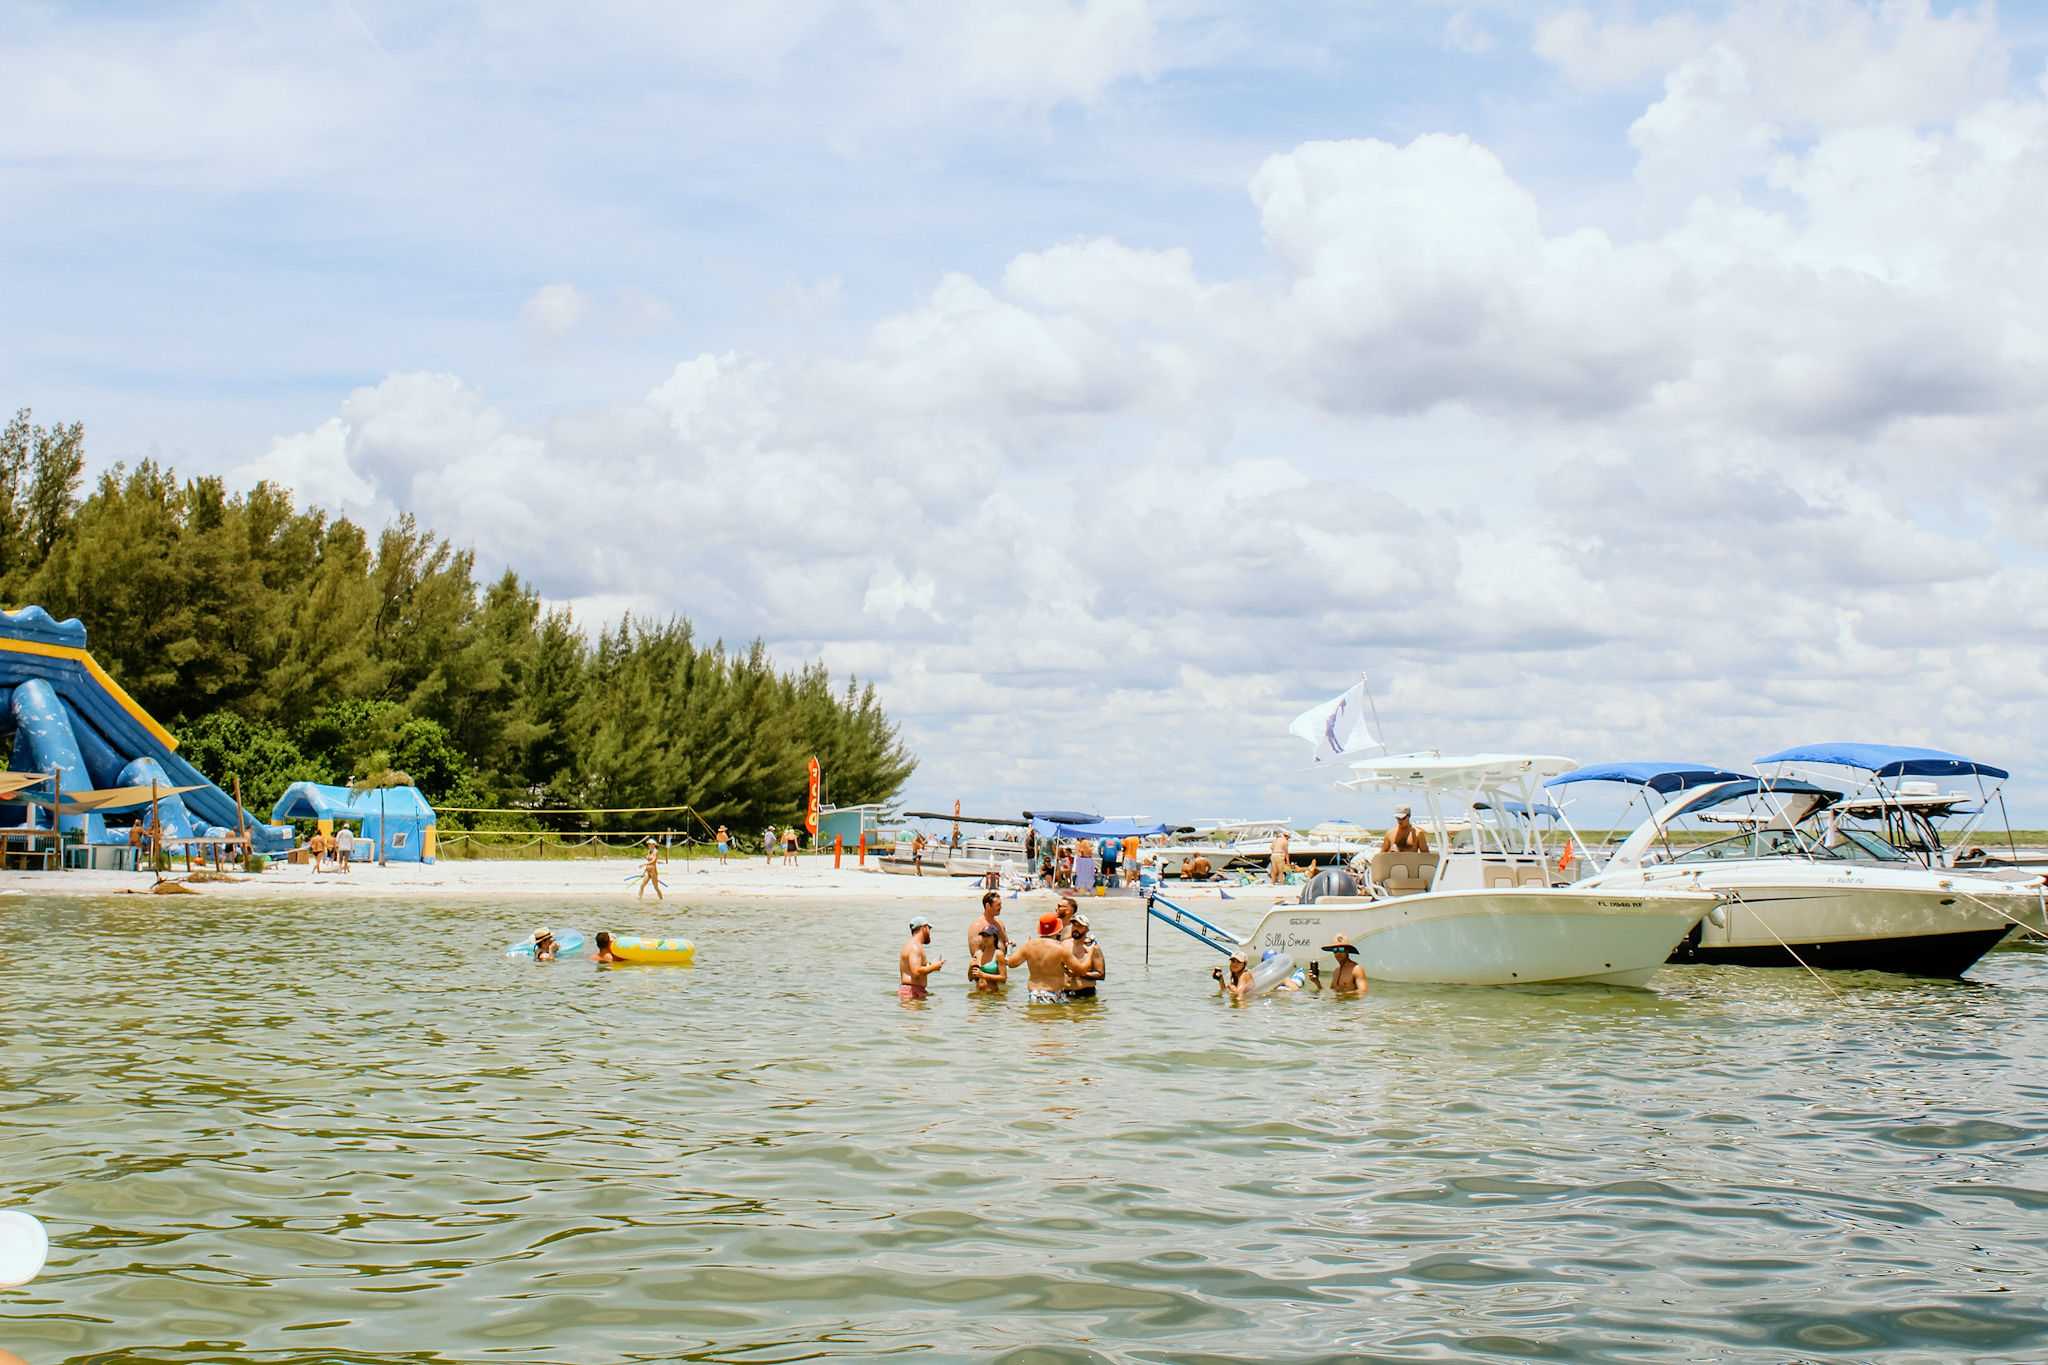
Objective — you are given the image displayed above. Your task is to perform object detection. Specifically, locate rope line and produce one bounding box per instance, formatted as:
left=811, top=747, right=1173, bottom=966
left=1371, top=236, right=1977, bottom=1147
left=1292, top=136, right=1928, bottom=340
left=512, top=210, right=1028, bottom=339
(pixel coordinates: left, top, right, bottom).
left=1724, top=890, right=1843, bottom=1000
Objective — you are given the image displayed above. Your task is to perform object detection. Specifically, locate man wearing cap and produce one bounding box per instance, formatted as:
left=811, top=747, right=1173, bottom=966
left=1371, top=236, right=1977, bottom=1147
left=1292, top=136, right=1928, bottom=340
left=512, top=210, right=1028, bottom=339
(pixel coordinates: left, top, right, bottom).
left=968, top=890, right=1009, bottom=977
left=1066, top=911, right=1106, bottom=998
left=899, top=917, right=945, bottom=1000
left=1380, top=806, right=1429, bottom=854
left=1322, top=934, right=1368, bottom=993
left=1005, top=911, right=1091, bottom=1003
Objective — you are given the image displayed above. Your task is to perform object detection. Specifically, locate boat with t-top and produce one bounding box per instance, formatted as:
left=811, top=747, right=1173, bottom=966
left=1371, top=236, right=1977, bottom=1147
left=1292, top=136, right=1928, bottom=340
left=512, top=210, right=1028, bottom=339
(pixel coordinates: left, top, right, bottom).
left=1235, top=753, right=1716, bottom=988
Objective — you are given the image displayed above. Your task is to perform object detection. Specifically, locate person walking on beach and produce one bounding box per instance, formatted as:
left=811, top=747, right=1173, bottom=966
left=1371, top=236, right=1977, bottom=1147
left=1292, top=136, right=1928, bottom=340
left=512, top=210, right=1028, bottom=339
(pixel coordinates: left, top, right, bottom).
left=335, top=823, right=355, bottom=874
left=763, top=827, right=776, bottom=863
left=899, top=916, right=945, bottom=1000
left=968, top=890, right=1009, bottom=973
left=716, top=825, right=730, bottom=864
left=1066, top=911, right=1105, bottom=998
left=637, top=837, right=664, bottom=899
left=1005, top=912, right=1092, bottom=1004
left=782, top=826, right=799, bottom=866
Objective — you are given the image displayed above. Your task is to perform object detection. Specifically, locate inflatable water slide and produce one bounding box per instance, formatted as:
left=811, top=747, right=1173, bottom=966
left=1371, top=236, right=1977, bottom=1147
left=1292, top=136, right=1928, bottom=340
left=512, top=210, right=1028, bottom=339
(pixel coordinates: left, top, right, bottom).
left=0, top=606, right=290, bottom=851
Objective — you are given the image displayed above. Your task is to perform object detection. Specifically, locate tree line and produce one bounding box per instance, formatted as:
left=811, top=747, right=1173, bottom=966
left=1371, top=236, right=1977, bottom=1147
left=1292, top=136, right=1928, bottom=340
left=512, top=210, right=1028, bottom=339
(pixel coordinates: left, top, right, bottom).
left=0, top=408, right=917, bottom=832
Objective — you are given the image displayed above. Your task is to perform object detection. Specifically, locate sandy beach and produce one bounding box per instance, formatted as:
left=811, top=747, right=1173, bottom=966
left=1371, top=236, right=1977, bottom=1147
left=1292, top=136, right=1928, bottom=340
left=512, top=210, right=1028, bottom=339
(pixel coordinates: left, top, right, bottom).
left=0, top=854, right=1298, bottom=905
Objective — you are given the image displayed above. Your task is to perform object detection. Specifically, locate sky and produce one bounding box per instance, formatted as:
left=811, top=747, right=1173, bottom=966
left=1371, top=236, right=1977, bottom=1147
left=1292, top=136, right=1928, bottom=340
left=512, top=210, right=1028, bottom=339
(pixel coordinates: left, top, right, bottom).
left=8, top=0, right=2048, bottom=828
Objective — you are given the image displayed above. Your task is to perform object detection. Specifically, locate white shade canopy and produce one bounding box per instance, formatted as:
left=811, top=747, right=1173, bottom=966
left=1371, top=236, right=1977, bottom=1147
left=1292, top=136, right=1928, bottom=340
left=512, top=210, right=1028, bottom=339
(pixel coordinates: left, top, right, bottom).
left=1344, top=752, right=1579, bottom=792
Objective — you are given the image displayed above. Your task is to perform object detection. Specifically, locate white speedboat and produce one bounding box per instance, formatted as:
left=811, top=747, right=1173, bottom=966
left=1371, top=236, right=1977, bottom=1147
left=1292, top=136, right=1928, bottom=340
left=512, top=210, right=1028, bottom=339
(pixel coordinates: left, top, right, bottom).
left=1239, top=753, right=1713, bottom=988
left=1550, top=760, right=2038, bottom=976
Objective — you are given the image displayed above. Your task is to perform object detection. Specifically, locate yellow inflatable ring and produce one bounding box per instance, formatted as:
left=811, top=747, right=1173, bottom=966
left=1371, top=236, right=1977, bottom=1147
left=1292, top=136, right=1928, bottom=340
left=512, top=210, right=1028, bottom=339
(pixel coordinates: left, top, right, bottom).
left=610, top=936, right=695, bottom=965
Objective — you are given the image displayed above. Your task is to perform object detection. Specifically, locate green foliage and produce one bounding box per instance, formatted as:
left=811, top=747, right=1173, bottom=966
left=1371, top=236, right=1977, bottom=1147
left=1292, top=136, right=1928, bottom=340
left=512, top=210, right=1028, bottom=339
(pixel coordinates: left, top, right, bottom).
left=0, top=408, right=918, bottom=829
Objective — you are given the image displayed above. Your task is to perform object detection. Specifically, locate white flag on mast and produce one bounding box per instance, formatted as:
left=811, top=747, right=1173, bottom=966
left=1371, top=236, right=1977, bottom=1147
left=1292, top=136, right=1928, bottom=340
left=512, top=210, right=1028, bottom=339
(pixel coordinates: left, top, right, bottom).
left=1289, top=680, right=1375, bottom=765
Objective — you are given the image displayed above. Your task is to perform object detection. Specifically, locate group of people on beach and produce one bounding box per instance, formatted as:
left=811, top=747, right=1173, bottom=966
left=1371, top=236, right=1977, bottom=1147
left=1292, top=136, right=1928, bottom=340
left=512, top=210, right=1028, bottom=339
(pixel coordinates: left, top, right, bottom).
left=709, top=824, right=805, bottom=866
left=303, top=824, right=357, bottom=873
left=899, top=890, right=1107, bottom=1004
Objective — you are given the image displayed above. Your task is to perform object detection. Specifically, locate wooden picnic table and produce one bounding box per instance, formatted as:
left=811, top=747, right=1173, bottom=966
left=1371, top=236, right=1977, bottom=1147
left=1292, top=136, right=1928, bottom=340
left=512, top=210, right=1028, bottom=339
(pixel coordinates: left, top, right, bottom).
left=1, top=827, right=62, bottom=871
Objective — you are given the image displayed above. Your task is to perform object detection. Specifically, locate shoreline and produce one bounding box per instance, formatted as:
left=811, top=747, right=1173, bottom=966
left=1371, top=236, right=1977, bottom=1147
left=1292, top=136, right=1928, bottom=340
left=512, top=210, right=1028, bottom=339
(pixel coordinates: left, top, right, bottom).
left=0, top=856, right=1298, bottom=905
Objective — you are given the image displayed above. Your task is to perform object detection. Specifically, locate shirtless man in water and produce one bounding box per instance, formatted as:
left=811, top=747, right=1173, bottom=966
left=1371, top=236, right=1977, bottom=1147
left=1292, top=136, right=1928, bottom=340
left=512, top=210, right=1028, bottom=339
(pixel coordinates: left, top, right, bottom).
left=899, top=917, right=945, bottom=1000
left=1005, top=912, right=1091, bottom=1003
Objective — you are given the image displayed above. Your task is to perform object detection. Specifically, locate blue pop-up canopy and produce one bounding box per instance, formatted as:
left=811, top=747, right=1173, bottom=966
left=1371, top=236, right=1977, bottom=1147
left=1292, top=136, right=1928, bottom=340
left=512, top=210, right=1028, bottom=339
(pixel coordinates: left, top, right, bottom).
left=1029, top=814, right=1172, bottom=840
left=1545, top=762, right=1745, bottom=793
left=1754, top=743, right=2008, bottom=780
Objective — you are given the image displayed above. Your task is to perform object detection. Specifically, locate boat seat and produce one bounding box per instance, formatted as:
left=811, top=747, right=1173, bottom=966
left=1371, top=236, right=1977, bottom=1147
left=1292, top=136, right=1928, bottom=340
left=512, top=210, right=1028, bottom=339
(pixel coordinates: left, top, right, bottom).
left=1483, top=867, right=1518, bottom=889
left=1515, top=865, right=1549, bottom=888
left=1370, top=851, right=1438, bottom=895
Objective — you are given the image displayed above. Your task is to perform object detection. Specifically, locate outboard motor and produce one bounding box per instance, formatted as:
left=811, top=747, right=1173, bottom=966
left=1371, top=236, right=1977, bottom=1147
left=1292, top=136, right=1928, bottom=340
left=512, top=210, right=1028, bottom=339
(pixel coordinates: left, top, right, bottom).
left=1300, top=867, right=1360, bottom=905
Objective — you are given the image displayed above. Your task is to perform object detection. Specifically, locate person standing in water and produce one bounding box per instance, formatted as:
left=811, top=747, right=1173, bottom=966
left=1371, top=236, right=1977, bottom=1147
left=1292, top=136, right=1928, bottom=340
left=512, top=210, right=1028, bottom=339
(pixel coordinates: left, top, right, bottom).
left=637, top=837, right=664, bottom=900
left=1005, top=912, right=1091, bottom=1004
left=1066, top=911, right=1106, bottom=998
left=592, top=931, right=623, bottom=964
left=1216, top=950, right=1252, bottom=1000
left=968, top=890, right=1009, bottom=972
left=969, top=927, right=1008, bottom=993
left=531, top=927, right=560, bottom=963
left=899, top=916, right=945, bottom=1000
left=1322, top=935, right=1368, bottom=993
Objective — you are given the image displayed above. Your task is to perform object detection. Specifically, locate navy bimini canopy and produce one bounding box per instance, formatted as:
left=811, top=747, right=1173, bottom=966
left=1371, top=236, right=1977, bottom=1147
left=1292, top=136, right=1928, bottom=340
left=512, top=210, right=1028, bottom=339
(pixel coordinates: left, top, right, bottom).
left=1023, top=809, right=1101, bottom=826
left=1545, top=762, right=1745, bottom=794
left=1690, top=777, right=1838, bottom=816
left=1030, top=815, right=1171, bottom=840
left=1755, top=743, right=2009, bottom=781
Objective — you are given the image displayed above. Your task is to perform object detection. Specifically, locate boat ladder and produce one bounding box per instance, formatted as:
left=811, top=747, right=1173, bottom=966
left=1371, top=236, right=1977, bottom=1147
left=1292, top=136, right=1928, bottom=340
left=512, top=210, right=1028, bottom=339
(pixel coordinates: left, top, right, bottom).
left=1143, top=890, right=1242, bottom=961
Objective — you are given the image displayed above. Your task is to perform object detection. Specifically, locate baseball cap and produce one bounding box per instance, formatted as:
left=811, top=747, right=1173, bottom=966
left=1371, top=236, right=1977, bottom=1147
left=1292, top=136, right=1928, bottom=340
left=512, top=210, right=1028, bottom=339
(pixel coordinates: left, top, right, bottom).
left=1037, top=912, right=1062, bottom=936
left=908, top=916, right=932, bottom=931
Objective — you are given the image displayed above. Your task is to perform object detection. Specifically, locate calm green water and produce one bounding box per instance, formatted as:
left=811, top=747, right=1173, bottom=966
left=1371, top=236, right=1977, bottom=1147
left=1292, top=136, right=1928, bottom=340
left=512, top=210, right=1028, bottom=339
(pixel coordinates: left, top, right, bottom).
left=3, top=893, right=2046, bottom=1363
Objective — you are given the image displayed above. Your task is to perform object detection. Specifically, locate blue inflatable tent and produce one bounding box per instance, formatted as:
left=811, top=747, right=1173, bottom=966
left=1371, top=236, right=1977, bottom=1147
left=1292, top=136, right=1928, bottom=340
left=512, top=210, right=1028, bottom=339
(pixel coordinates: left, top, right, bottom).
left=271, top=782, right=439, bottom=863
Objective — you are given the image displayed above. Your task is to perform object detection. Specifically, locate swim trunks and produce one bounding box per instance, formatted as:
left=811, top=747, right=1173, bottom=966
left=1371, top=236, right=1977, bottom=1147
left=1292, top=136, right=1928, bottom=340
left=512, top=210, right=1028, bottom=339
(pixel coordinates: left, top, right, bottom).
left=1029, top=988, right=1075, bottom=1004
left=1067, top=986, right=1097, bottom=1000
left=899, top=983, right=928, bottom=1000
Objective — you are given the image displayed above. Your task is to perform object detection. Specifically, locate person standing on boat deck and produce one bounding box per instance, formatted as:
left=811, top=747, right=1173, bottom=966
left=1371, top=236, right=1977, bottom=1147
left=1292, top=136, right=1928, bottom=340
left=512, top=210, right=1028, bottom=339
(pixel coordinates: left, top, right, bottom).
left=1380, top=805, right=1429, bottom=854
left=968, top=889, right=1010, bottom=972
left=1268, top=829, right=1291, bottom=883
left=899, top=916, right=945, bottom=1000
left=637, top=837, right=664, bottom=899
left=1067, top=912, right=1105, bottom=998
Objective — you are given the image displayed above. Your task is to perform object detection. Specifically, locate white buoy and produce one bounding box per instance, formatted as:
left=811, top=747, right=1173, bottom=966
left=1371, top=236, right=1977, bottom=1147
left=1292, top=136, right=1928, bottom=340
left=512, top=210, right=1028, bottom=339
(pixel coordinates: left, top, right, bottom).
left=0, top=1211, right=48, bottom=1287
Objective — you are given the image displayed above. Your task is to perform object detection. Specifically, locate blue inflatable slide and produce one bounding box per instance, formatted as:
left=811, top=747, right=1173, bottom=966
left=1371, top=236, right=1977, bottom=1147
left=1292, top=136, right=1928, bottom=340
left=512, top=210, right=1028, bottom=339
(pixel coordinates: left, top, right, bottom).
left=0, top=605, right=291, bottom=851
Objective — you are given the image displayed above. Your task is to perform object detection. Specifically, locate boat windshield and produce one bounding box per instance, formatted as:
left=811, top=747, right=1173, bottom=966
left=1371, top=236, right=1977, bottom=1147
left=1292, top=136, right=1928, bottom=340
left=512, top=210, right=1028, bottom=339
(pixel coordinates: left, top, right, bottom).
left=1664, top=824, right=1913, bottom=864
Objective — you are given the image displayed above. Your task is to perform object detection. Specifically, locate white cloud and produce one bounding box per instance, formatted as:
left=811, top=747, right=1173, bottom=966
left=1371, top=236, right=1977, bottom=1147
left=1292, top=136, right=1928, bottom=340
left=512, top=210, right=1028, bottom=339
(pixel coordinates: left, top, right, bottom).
left=520, top=283, right=591, bottom=336
left=41, top=1, right=2048, bottom=818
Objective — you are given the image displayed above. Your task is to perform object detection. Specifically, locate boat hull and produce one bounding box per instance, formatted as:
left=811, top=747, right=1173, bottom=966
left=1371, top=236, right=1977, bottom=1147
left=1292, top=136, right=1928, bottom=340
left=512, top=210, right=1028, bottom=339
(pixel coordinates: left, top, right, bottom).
left=1245, top=889, right=1710, bottom=988
left=1588, top=866, right=2033, bottom=978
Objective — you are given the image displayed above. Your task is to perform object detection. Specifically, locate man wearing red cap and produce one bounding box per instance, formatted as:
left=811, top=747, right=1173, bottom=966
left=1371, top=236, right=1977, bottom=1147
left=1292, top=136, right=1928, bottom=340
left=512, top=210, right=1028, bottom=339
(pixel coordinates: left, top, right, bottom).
left=1005, top=910, right=1092, bottom=1003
